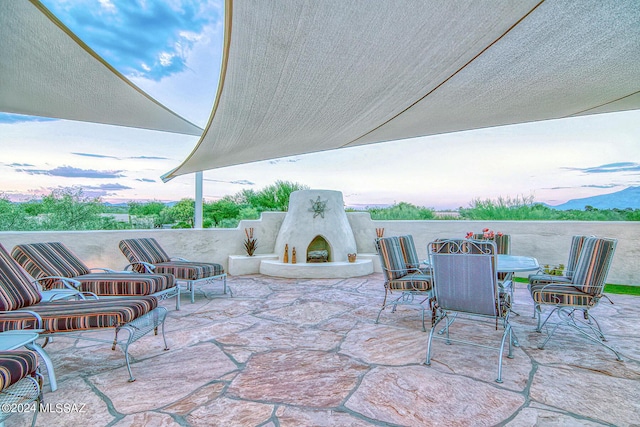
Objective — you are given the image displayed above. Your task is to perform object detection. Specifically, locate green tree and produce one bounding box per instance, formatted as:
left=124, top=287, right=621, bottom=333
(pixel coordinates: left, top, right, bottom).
left=128, top=200, right=166, bottom=217
left=204, top=197, right=241, bottom=226
left=239, top=180, right=309, bottom=211
left=368, top=202, right=435, bottom=220
left=39, top=188, right=115, bottom=230
left=169, top=199, right=195, bottom=228
left=128, top=200, right=168, bottom=228
left=0, top=197, right=35, bottom=231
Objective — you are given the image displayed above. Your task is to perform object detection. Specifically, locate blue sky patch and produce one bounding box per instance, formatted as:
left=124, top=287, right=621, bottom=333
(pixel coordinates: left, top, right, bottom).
left=566, top=162, right=640, bottom=174
left=40, top=0, right=218, bottom=81
left=0, top=113, right=57, bottom=124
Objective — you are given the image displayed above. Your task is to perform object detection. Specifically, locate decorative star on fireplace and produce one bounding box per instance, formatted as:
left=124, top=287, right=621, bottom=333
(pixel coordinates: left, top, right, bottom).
left=309, top=196, right=329, bottom=218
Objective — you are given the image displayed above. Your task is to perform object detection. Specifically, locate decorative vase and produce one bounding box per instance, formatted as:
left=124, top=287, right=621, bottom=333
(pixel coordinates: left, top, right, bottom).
left=291, top=247, right=297, bottom=264
left=283, top=244, right=289, bottom=263
left=348, top=253, right=357, bottom=263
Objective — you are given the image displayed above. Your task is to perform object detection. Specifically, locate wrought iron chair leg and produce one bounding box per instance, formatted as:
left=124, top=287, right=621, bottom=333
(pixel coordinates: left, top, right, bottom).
left=438, top=312, right=457, bottom=335
left=583, top=312, right=607, bottom=341
left=568, top=321, right=623, bottom=361
left=424, top=314, right=444, bottom=366
left=112, top=328, right=119, bottom=351
left=536, top=305, right=561, bottom=332
left=496, top=324, right=511, bottom=383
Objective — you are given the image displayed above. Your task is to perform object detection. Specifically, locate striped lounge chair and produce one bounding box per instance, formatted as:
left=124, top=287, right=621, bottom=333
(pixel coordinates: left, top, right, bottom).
left=0, top=243, right=169, bottom=383
left=529, top=236, right=620, bottom=360
left=11, top=242, right=180, bottom=310
left=119, top=238, right=228, bottom=303
left=0, top=350, right=42, bottom=427
left=375, top=236, right=432, bottom=331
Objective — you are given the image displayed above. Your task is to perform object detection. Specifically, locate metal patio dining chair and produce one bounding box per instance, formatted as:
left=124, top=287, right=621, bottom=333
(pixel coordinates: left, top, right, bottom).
left=528, top=235, right=590, bottom=285
left=527, top=235, right=590, bottom=318
left=425, top=239, right=514, bottom=383
left=398, top=235, right=430, bottom=274
left=529, top=236, right=620, bottom=359
left=375, top=236, right=432, bottom=331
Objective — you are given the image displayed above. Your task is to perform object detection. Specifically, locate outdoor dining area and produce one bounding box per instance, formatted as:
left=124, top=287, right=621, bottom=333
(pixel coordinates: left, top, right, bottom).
left=1, top=230, right=639, bottom=426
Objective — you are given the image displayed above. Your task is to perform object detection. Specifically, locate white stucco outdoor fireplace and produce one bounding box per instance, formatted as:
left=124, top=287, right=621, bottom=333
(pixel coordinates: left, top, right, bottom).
left=259, top=190, right=373, bottom=278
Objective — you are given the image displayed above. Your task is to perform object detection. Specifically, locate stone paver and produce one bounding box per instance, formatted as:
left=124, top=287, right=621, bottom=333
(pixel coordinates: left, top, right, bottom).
left=6, top=274, right=640, bottom=426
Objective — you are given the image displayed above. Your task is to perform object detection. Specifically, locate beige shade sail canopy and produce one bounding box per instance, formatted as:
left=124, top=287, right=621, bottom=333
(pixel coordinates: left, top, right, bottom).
left=0, top=0, right=202, bottom=136
left=163, top=0, right=640, bottom=181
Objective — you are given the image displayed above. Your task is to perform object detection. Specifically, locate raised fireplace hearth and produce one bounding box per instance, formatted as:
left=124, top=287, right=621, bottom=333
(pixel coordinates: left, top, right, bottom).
left=259, top=189, right=373, bottom=278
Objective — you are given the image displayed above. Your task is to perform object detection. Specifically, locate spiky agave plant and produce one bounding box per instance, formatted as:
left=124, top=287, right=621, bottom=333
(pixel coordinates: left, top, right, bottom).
left=244, top=227, right=258, bottom=256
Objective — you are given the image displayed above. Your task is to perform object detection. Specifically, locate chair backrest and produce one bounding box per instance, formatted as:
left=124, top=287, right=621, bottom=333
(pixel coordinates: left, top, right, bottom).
left=429, top=239, right=499, bottom=317
left=565, top=235, right=589, bottom=279
left=11, top=242, right=90, bottom=280
left=119, top=238, right=171, bottom=265
left=376, top=236, right=408, bottom=280
left=472, top=233, right=510, bottom=254
left=0, top=244, right=42, bottom=311
left=571, top=237, right=616, bottom=296
left=398, top=235, right=421, bottom=269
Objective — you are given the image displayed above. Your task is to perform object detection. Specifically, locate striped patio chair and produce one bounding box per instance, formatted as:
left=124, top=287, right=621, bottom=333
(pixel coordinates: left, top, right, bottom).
left=119, top=238, right=229, bottom=303
left=398, top=235, right=430, bottom=274
left=375, top=236, right=432, bottom=331
left=528, top=235, right=590, bottom=286
left=529, top=236, right=620, bottom=359
left=425, top=238, right=514, bottom=383
left=11, top=242, right=180, bottom=310
left=0, top=243, right=169, bottom=383
left=527, top=235, right=590, bottom=317
left=0, top=350, right=42, bottom=427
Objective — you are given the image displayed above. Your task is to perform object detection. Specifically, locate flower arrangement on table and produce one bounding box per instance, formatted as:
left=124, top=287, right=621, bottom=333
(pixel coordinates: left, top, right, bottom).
left=465, top=228, right=504, bottom=240
left=465, top=228, right=509, bottom=255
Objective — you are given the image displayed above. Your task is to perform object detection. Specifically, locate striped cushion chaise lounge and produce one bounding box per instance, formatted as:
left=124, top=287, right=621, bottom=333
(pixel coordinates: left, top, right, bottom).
left=0, top=350, right=42, bottom=427
left=0, top=243, right=169, bottom=383
left=11, top=242, right=180, bottom=310
left=375, top=236, right=432, bottom=331
left=119, top=238, right=229, bottom=303
left=528, top=236, right=620, bottom=360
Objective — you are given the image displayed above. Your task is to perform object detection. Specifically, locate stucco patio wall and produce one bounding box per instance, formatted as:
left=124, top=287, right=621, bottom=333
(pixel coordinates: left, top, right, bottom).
left=1, top=212, right=638, bottom=284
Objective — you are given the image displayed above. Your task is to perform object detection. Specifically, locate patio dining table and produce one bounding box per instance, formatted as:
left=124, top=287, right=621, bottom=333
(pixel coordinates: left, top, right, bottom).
left=496, top=254, right=540, bottom=273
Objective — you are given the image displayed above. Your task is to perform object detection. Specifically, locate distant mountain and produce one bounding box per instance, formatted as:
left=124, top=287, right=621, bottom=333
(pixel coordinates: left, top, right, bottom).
left=549, top=186, right=640, bottom=210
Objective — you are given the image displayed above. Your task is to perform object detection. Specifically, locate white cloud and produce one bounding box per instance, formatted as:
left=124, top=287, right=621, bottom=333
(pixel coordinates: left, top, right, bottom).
left=158, top=52, right=174, bottom=67
left=98, top=0, right=116, bottom=13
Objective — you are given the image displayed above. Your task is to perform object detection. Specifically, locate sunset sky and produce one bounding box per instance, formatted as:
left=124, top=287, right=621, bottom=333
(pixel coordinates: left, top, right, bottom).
left=2, top=0, right=639, bottom=210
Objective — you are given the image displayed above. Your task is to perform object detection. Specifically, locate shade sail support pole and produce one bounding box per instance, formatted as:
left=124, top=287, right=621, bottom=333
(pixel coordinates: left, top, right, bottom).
left=195, top=171, right=203, bottom=229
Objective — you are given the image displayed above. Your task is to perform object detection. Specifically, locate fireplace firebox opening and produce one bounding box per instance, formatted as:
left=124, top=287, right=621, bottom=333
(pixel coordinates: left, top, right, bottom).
left=307, top=235, right=331, bottom=263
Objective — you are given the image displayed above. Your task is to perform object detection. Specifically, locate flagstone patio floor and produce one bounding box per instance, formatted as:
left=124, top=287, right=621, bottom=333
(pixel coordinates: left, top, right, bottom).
left=8, top=274, right=640, bottom=426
